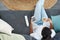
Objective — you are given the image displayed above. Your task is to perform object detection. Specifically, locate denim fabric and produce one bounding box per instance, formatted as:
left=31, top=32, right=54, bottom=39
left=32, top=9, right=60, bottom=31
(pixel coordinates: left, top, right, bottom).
left=34, top=0, right=48, bottom=25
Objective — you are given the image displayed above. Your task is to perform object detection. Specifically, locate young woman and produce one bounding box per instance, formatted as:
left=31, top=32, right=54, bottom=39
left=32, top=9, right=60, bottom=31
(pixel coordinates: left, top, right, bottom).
left=41, top=27, right=52, bottom=40
left=30, top=18, right=56, bottom=40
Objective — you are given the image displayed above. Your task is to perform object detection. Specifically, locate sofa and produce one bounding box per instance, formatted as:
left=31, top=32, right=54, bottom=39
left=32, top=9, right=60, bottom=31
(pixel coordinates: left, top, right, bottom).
left=0, top=0, right=60, bottom=40
left=0, top=11, right=37, bottom=40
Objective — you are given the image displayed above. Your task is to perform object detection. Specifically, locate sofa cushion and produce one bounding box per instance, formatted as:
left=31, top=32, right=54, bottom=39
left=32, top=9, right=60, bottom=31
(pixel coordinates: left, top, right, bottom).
left=51, top=15, right=60, bottom=32
left=0, top=11, right=34, bottom=35
left=23, top=34, right=36, bottom=40
left=46, top=9, right=60, bottom=18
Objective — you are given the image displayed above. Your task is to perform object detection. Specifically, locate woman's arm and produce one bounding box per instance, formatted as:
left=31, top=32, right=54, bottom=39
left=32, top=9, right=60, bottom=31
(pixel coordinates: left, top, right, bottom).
left=48, top=18, right=53, bottom=29
left=42, top=18, right=53, bottom=29
left=30, top=19, right=33, bottom=34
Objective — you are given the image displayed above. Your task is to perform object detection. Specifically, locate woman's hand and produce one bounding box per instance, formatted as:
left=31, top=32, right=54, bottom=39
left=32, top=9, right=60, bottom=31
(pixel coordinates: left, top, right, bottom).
left=42, top=18, right=52, bottom=23
left=42, top=18, right=53, bottom=29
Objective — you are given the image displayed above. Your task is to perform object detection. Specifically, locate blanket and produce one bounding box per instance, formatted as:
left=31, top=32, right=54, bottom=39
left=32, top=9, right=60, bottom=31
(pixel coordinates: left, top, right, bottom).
left=0, top=33, right=26, bottom=40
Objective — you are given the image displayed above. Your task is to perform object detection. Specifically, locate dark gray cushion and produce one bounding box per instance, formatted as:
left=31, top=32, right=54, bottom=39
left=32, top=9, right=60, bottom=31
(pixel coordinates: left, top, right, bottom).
left=23, top=35, right=36, bottom=40
left=46, top=9, right=60, bottom=18
left=53, top=32, right=60, bottom=40
left=0, top=11, right=34, bottom=35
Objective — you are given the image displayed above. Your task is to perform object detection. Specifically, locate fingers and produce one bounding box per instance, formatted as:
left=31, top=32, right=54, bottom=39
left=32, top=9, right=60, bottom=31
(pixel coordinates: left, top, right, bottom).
left=42, top=18, right=52, bottom=23
left=42, top=18, right=47, bottom=22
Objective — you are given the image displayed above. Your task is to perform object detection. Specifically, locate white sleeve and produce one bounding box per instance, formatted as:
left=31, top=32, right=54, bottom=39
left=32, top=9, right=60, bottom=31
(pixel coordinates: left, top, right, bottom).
left=30, top=25, right=44, bottom=40
left=30, top=32, right=42, bottom=40
left=43, top=22, right=50, bottom=28
left=51, top=29, right=56, bottom=38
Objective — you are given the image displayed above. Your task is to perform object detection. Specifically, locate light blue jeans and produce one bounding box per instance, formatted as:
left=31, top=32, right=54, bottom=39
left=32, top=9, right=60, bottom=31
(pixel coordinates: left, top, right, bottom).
left=34, top=0, right=48, bottom=25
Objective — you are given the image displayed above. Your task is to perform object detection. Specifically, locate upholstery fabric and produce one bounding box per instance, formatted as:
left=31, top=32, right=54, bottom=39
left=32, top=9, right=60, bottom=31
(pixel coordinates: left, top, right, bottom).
left=0, top=11, right=34, bottom=35
left=51, top=15, right=60, bottom=32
